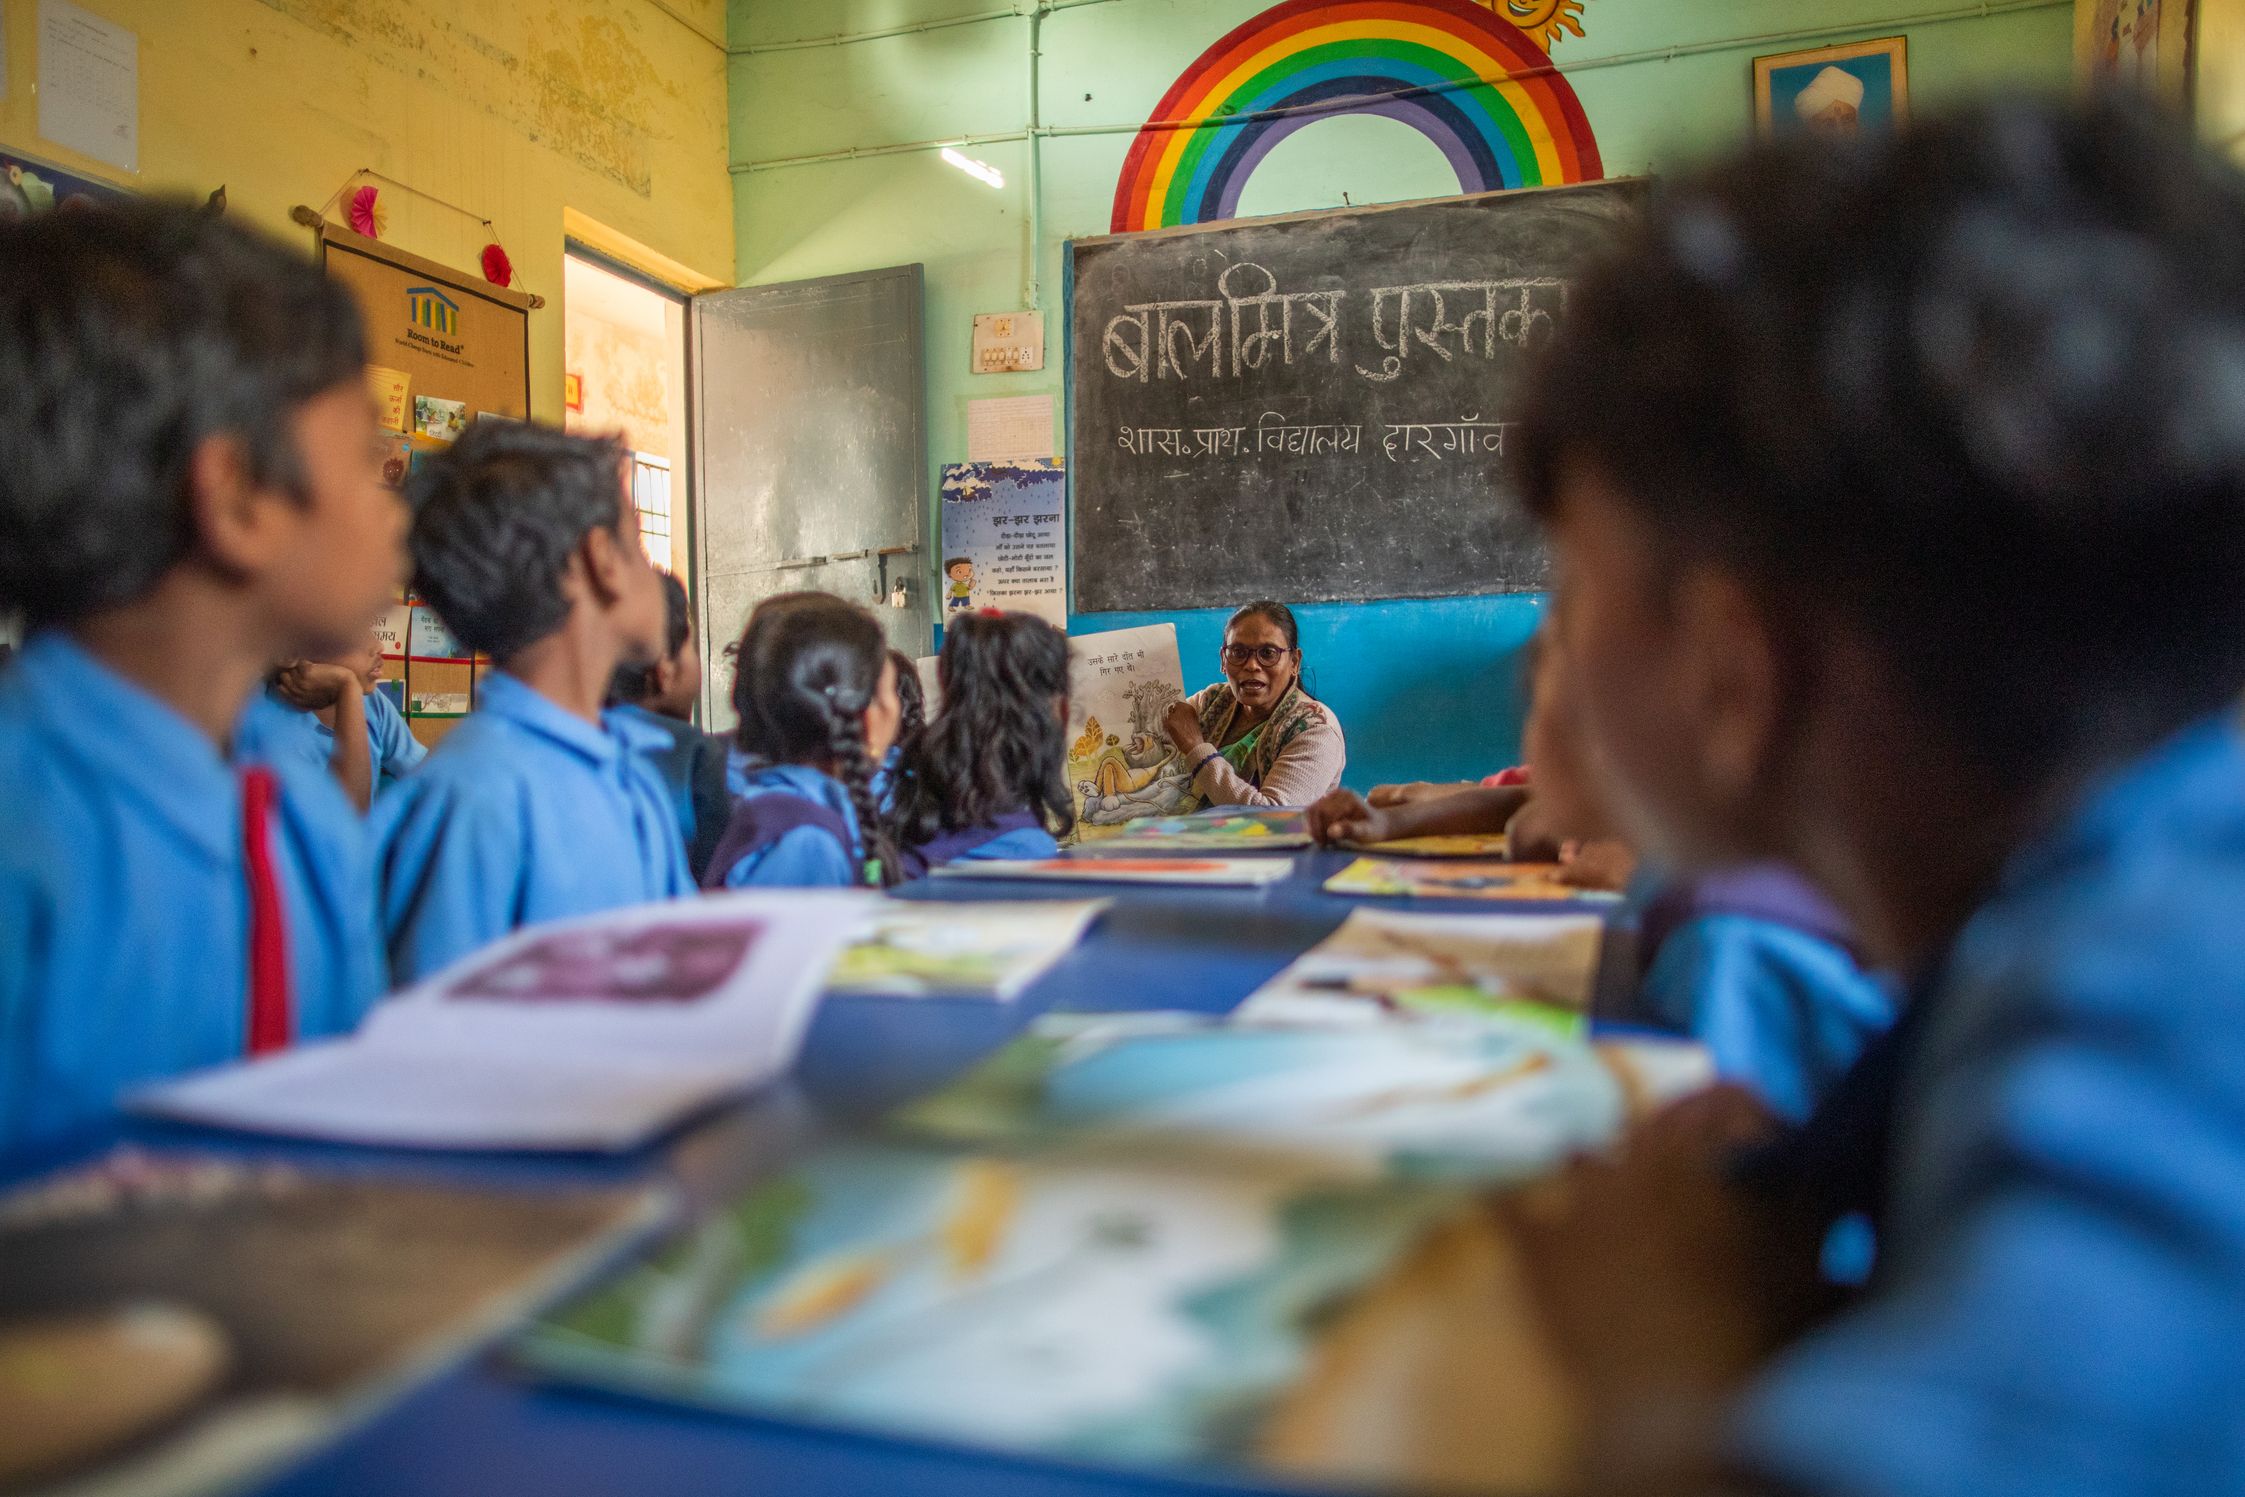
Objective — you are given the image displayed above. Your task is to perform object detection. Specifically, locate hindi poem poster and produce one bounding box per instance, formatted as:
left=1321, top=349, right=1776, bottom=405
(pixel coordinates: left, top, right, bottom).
left=939, top=461, right=1067, bottom=626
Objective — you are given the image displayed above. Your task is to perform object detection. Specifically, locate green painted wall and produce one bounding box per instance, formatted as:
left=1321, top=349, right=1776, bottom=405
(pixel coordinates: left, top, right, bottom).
left=724, top=0, right=2072, bottom=786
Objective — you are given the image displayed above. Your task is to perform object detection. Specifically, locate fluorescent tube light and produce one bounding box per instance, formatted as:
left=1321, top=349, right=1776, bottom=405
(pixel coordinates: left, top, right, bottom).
left=941, top=147, right=1005, bottom=189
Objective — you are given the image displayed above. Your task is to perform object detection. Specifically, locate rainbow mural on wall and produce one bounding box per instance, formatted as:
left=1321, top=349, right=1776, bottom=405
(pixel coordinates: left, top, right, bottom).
left=1110, top=0, right=1603, bottom=234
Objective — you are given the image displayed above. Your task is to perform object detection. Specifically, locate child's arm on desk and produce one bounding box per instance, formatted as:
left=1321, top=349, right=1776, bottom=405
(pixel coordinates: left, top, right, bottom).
left=1307, top=784, right=1531, bottom=845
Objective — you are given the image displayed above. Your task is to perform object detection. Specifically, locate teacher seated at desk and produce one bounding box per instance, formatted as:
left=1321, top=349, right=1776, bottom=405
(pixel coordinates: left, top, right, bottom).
left=1162, top=601, right=1346, bottom=808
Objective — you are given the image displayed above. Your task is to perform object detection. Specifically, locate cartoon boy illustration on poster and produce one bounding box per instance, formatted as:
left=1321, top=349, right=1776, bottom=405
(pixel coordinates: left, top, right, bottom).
left=945, top=556, right=976, bottom=612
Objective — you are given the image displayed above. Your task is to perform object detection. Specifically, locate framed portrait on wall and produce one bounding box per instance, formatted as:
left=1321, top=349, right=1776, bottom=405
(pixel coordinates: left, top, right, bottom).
left=2074, top=0, right=2196, bottom=105
left=1754, top=37, right=1910, bottom=139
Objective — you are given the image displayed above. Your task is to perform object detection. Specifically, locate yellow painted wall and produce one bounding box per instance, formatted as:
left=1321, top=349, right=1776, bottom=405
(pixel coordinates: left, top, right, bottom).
left=0, top=0, right=733, bottom=422
left=2201, top=0, right=2245, bottom=156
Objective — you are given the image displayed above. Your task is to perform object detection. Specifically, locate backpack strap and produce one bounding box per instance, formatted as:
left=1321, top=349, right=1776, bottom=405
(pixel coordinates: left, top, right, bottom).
left=1637, top=863, right=1860, bottom=973
left=895, top=809, right=1043, bottom=881
left=701, top=792, right=856, bottom=890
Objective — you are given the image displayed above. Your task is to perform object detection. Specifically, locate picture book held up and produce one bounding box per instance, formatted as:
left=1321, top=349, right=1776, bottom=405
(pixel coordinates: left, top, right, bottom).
left=1064, top=624, right=1193, bottom=831
left=130, top=893, right=869, bottom=1151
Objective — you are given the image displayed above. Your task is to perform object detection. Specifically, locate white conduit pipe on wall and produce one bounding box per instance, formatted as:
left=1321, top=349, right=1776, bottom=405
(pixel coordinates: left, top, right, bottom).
left=731, top=0, right=1121, bottom=56
left=727, top=0, right=2071, bottom=174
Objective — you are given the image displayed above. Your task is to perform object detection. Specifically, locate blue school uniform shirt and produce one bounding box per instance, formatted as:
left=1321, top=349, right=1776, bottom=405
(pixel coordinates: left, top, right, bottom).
left=371, top=671, right=693, bottom=985
left=1733, top=712, right=2245, bottom=1497
left=607, top=702, right=731, bottom=882
left=956, top=820, right=1058, bottom=862
left=708, top=762, right=864, bottom=889
left=0, top=634, right=382, bottom=1150
left=894, top=809, right=1060, bottom=881
left=358, top=687, right=427, bottom=787
left=1614, top=864, right=1895, bottom=1122
left=246, top=685, right=428, bottom=794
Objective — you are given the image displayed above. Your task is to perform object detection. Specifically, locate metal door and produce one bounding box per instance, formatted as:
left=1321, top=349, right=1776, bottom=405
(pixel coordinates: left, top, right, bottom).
left=690, top=265, right=929, bottom=728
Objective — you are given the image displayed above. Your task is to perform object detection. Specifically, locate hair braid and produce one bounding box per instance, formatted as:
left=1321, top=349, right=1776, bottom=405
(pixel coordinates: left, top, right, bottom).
left=726, top=591, right=896, bottom=885
left=826, top=703, right=895, bottom=887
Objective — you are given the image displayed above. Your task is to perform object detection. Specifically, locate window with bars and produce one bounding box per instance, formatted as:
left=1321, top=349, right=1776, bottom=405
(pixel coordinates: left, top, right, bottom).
left=631, top=453, right=672, bottom=574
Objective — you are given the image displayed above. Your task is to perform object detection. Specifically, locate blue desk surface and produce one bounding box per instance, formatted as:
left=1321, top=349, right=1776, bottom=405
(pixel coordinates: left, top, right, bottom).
left=11, top=850, right=1627, bottom=1497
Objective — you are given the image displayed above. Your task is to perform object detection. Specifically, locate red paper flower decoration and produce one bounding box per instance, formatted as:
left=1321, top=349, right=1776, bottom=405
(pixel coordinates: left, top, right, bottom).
left=346, top=184, right=383, bottom=238
left=481, top=242, right=514, bottom=288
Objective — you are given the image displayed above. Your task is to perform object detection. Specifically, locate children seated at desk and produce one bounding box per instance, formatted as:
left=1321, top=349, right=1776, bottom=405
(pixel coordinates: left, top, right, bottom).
left=0, top=202, right=401, bottom=1148
left=889, top=610, right=1074, bottom=877
left=1309, top=630, right=1892, bottom=1121
left=250, top=629, right=427, bottom=810
left=372, top=422, right=692, bottom=984
left=703, top=592, right=901, bottom=889
left=1498, top=95, right=2245, bottom=1497
left=606, top=570, right=731, bottom=882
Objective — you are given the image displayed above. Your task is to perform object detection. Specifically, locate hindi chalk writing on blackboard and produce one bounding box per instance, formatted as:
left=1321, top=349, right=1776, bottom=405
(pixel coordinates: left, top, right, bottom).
left=1068, top=180, right=1646, bottom=613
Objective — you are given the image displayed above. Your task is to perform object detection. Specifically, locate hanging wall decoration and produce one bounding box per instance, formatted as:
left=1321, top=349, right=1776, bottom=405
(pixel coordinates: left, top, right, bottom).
left=346, top=184, right=386, bottom=239
left=1110, top=0, right=1603, bottom=233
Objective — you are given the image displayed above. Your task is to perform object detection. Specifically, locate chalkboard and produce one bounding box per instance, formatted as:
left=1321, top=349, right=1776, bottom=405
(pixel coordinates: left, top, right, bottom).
left=1067, top=179, right=1646, bottom=613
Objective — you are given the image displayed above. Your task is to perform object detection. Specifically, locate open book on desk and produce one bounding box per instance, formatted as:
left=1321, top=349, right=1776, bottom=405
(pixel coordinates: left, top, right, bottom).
left=131, top=891, right=869, bottom=1152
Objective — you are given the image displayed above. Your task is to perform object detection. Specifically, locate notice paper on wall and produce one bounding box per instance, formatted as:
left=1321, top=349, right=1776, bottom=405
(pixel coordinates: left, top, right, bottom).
left=966, top=394, right=1055, bottom=463
left=368, top=366, right=413, bottom=434
left=375, top=600, right=412, bottom=663
left=914, top=654, right=943, bottom=719
left=37, top=0, right=138, bottom=173
left=938, top=461, right=1066, bottom=626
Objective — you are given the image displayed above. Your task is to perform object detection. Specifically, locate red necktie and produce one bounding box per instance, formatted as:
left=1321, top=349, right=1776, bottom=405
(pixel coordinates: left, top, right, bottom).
left=240, top=767, right=293, bottom=1055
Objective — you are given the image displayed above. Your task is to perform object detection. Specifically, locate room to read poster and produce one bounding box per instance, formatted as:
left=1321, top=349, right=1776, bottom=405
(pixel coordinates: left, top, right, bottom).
left=938, top=460, right=1065, bottom=626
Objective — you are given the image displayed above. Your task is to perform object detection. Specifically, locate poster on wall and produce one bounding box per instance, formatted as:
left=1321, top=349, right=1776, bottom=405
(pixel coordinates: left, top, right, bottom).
left=2074, top=0, right=2196, bottom=103
left=37, top=0, right=138, bottom=174
left=1753, top=36, right=1908, bottom=138
left=318, top=224, right=533, bottom=432
left=406, top=599, right=476, bottom=731
left=0, top=148, right=130, bottom=219
left=938, top=461, right=1066, bottom=626
left=1063, top=624, right=1195, bottom=833
left=374, top=599, right=412, bottom=715
left=314, top=219, right=530, bottom=744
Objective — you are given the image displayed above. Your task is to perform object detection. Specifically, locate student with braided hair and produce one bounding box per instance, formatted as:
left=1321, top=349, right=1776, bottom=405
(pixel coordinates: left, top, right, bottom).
left=702, top=592, right=902, bottom=889
left=888, top=650, right=927, bottom=756
left=888, top=610, right=1073, bottom=879
left=876, top=649, right=926, bottom=808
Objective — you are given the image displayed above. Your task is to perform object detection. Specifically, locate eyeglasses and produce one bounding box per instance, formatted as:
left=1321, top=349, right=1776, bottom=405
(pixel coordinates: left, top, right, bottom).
left=1221, top=644, right=1292, bottom=668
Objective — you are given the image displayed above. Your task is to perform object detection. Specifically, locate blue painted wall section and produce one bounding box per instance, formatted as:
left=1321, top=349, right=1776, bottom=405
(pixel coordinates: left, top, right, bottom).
left=1071, top=594, right=1544, bottom=790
